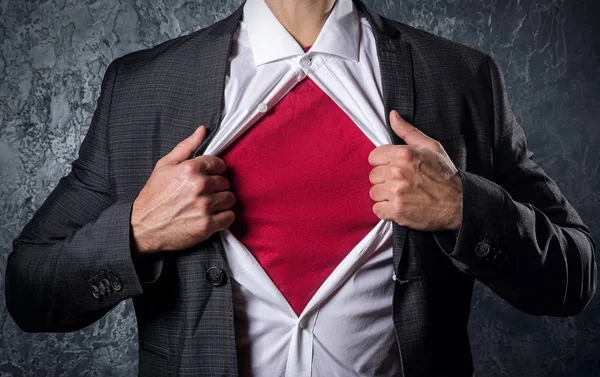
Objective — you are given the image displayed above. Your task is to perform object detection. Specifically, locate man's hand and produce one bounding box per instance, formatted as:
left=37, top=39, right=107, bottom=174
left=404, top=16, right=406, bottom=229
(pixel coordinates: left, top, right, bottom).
left=130, top=125, right=236, bottom=258
left=368, top=110, right=463, bottom=232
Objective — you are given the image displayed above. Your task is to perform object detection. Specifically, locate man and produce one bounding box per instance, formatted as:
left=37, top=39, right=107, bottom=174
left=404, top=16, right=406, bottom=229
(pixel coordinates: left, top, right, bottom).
left=4, top=0, right=597, bottom=376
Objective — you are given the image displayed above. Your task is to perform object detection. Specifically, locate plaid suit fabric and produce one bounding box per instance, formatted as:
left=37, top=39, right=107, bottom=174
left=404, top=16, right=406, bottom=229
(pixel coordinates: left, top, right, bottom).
left=5, top=0, right=596, bottom=376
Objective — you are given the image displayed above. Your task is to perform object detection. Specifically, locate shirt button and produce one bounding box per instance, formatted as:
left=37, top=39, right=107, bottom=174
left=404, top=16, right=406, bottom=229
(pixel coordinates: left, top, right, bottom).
left=298, top=318, right=308, bottom=329
left=299, top=56, right=311, bottom=68
left=297, top=70, right=307, bottom=81
left=258, top=103, right=268, bottom=113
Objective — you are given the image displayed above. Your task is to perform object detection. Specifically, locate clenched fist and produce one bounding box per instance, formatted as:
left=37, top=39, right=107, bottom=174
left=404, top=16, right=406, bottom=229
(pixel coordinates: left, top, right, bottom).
left=368, top=110, right=463, bottom=232
left=130, top=126, right=236, bottom=258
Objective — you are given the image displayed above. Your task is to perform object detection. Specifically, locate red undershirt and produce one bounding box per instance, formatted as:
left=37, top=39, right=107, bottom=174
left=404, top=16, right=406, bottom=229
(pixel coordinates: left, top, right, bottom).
left=219, top=46, right=380, bottom=315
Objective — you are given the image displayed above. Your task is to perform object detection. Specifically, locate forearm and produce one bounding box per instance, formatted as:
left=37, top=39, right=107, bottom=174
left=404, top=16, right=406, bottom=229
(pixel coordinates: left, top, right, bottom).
left=5, top=199, right=144, bottom=332
left=434, top=169, right=597, bottom=316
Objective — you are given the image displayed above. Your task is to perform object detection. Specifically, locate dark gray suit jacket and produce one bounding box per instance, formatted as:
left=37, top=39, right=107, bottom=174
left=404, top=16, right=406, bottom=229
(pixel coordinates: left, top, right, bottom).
left=5, top=1, right=597, bottom=376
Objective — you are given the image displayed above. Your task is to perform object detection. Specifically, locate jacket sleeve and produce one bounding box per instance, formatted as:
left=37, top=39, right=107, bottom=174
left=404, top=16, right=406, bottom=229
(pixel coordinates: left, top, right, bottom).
left=433, top=55, right=597, bottom=317
left=4, top=58, right=146, bottom=333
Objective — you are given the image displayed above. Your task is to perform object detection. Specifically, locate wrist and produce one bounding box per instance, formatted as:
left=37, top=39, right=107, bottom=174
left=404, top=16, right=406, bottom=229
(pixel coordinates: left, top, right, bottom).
left=130, top=225, right=145, bottom=261
left=131, top=221, right=159, bottom=256
left=449, top=172, right=463, bottom=231
left=130, top=201, right=159, bottom=258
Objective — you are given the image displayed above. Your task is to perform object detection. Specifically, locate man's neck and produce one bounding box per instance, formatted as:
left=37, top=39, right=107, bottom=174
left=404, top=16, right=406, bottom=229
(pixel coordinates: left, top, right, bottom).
left=264, top=0, right=337, bottom=47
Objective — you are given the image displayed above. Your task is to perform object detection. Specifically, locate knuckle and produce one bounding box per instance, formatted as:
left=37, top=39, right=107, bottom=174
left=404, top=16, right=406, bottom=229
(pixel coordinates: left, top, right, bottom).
left=189, top=156, right=207, bottom=172
left=390, top=166, right=403, bottom=179
left=192, top=177, right=208, bottom=193
left=196, top=217, right=211, bottom=234
left=196, top=195, right=211, bottom=211
left=197, top=159, right=211, bottom=173
left=397, top=148, right=413, bottom=160
left=208, top=156, right=226, bottom=173
left=391, top=182, right=405, bottom=196
left=180, top=160, right=196, bottom=175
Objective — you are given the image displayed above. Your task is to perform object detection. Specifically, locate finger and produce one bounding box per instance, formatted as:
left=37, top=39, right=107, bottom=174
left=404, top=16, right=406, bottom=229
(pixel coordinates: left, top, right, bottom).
left=190, top=155, right=227, bottom=175
left=209, top=210, right=236, bottom=232
left=203, top=175, right=231, bottom=193
left=157, top=126, right=207, bottom=167
left=369, top=183, right=390, bottom=202
left=369, top=145, right=393, bottom=166
left=372, top=201, right=392, bottom=221
left=369, top=165, right=385, bottom=184
left=389, top=110, right=441, bottom=151
left=369, top=165, right=408, bottom=185
left=368, top=145, right=419, bottom=166
left=208, top=191, right=236, bottom=212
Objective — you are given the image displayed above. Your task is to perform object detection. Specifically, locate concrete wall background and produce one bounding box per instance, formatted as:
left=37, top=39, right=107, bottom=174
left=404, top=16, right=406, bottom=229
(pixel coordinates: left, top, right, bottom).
left=1, top=0, right=598, bottom=375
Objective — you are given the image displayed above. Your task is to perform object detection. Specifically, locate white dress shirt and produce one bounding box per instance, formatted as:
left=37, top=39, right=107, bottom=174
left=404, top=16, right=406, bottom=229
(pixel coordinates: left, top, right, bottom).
left=198, top=0, right=402, bottom=375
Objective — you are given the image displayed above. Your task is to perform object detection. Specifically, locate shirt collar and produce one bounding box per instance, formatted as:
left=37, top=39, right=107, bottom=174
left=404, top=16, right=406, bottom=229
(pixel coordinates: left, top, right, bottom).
left=242, top=0, right=360, bottom=67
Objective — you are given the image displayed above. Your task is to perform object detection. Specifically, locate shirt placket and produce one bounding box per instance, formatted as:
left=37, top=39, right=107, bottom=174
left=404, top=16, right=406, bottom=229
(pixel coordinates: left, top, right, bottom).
left=285, top=309, right=320, bottom=377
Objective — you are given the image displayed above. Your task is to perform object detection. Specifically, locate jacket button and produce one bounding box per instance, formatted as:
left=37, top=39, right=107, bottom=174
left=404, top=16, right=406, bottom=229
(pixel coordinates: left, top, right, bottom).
left=91, top=284, right=101, bottom=299
left=97, top=280, right=108, bottom=296
left=110, top=276, right=123, bottom=292
left=206, top=267, right=226, bottom=287
left=475, top=240, right=491, bottom=257
left=100, top=278, right=113, bottom=294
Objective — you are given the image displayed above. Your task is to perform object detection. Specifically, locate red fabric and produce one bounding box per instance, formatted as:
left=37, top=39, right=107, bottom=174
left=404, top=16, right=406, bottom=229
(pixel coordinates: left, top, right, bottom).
left=218, top=47, right=379, bottom=315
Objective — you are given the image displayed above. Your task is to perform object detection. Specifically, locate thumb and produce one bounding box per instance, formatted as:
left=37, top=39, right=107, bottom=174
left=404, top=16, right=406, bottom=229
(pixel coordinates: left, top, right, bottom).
left=389, top=110, right=434, bottom=149
left=158, top=125, right=208, bottom=167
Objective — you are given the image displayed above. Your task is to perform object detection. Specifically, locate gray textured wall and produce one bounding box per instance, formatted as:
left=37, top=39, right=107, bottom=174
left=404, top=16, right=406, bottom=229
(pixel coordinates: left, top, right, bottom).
left=1, top=0, right=598, bottom=376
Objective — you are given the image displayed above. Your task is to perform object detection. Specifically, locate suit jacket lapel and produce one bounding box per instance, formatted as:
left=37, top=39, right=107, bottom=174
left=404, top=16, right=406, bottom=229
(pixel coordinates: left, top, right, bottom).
left=187, top=3, right=245, bottom=261
left=353, top=0, right=414, bottom=274
left=191, top=2, right=245, bottom=159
